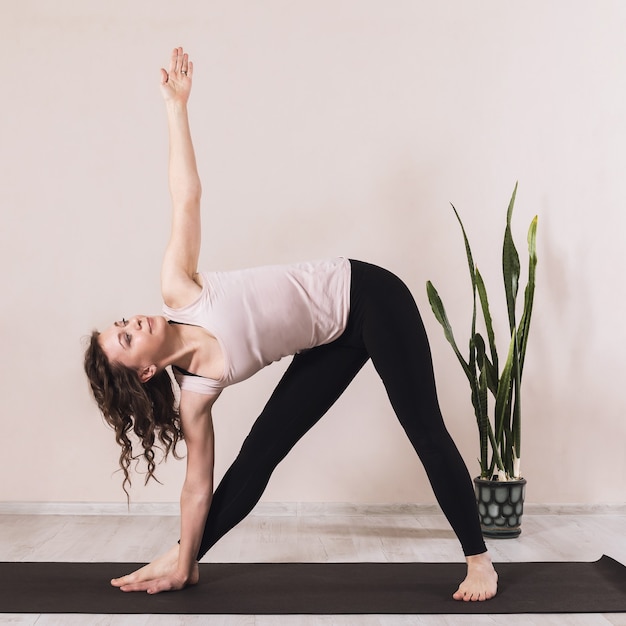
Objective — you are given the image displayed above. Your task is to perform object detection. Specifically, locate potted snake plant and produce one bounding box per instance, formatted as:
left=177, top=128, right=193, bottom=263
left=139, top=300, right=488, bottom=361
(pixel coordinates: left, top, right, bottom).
left=426, top=183, right=538, bottom=537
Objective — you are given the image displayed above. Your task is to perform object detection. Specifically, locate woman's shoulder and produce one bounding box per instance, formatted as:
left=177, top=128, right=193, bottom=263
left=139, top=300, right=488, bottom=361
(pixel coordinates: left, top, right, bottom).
left=174, top=366, right=223, bottom=399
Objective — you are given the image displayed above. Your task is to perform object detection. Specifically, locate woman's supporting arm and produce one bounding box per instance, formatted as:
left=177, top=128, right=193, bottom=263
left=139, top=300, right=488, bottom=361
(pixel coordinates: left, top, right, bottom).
left=160, top=47, right=204, bottom=309
left=112, top=390, right=217, bottom=594
left=176, top=392, right=216, bottom=582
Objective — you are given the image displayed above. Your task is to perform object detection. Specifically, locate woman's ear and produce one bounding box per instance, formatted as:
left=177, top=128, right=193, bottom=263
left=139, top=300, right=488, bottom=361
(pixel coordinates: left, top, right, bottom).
left=138, top=364, right=157, bottom=383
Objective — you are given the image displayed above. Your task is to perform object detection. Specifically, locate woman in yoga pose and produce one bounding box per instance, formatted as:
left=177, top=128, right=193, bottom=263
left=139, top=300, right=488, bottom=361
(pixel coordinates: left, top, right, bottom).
left=84, top=47, right=498, bottom=601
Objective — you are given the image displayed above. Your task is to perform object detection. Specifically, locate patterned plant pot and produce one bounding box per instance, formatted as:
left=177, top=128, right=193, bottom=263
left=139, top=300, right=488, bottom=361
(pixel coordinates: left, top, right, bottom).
left=474, top=477, right=527, bottom=538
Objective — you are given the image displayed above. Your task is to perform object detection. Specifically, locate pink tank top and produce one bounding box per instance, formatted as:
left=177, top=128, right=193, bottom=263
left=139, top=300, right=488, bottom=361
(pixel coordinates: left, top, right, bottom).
left=163, top=258, right=351, bottom=396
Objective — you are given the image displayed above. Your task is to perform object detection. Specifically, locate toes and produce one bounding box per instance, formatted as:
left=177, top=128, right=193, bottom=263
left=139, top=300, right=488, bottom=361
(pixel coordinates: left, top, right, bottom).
left=453, top=586, right=468, bottom=601
left=453, top=588, right=485, bottom=602
left=454, top=585, right=497, bottom=602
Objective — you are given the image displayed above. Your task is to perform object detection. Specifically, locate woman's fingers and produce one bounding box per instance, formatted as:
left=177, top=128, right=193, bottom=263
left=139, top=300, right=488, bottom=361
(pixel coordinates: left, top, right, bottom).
left=118, top=575, right=184, bottom=594
left=111, top=572, right=136, bottom=587
left=119, top=580, right=152, bottom=593
left=167, top=47, right=191, bottom=79
left=174, top=47, right=188, bottom=74
left=110, top=561, right=154, bottom=587
left=169, top=47, right=179, bottom=75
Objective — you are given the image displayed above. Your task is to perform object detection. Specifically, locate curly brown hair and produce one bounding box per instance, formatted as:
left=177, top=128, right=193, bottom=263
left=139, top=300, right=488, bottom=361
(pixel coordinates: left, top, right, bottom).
left=84, top=331, right=183, bottom=499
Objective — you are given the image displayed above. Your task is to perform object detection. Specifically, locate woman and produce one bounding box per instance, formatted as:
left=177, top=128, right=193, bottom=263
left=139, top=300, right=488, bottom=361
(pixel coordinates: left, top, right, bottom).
left=84, top=47, right=498, bottom=601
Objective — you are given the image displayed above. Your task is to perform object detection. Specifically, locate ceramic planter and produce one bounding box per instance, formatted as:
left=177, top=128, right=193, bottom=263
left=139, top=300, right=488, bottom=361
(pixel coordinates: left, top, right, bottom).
left=474, top=477, right=527, bottom=538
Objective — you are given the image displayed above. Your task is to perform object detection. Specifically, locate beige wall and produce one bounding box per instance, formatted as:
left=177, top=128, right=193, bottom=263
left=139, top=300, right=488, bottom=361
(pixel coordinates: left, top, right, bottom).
left=1, top=1, right=624, bottom=506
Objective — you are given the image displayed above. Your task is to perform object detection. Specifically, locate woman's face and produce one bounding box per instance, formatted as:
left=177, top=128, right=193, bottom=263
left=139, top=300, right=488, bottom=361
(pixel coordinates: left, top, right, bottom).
left=99, top=315, right=169, bottom=381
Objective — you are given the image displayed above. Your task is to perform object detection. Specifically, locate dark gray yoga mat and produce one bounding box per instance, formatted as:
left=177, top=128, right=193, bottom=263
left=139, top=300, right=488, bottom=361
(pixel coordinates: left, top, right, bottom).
left=1, top=556, right=625, bottom=614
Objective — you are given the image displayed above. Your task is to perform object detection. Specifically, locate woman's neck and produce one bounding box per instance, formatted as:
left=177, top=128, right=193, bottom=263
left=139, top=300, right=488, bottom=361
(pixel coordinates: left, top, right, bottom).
left=165, top=322, right=223, bottom=379
left=168, top=323, right=224, bottom=379
left=160, top=322, right=198, bottom=367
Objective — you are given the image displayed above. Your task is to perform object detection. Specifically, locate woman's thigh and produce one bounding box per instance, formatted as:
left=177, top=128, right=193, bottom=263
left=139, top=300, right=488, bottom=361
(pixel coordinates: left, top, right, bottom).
left=239, top=341, right=370, bottom=463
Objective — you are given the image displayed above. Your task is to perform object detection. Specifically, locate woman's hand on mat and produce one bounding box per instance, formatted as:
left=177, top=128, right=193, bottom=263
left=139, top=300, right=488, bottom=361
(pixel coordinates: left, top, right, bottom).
left=120, top=570, right=192, bottom=594
left=160, top=46, right=193, bottom=104
left=111, top=544, right=200, bottom=593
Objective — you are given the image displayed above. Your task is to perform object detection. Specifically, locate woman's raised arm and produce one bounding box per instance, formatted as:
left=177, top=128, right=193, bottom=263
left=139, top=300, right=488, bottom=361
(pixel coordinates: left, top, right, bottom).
left=160, top=47, right=203, bottom=309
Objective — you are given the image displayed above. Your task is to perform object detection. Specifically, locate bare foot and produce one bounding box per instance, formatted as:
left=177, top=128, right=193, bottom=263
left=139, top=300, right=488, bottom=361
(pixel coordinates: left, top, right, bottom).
left=453, top=551, right=498, bottom=602
left=111, top=544, right=200, bottom=590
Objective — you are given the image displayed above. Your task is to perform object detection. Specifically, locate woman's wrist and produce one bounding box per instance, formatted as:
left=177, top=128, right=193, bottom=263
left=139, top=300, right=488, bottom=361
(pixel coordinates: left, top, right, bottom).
left=175, top=566, right=193, bottom=583
left=165, top=99, right=189, bottom=115
left=176, top=554, right=197, bottom=580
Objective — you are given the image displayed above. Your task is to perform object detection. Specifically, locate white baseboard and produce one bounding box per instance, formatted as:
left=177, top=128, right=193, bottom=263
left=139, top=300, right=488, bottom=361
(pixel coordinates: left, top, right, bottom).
left=0, top=502, right=440, bottom=516
left=0, top=501, right=624, bottom=516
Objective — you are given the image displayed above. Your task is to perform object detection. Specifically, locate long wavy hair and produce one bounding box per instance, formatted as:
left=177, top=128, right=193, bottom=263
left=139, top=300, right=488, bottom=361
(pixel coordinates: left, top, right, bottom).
left=84, top=331, right=183, bottom=499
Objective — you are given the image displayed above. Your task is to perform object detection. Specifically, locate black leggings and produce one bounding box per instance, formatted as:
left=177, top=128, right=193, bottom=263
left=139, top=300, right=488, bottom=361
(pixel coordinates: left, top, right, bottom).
left=196, top=260, right=486, bottom=558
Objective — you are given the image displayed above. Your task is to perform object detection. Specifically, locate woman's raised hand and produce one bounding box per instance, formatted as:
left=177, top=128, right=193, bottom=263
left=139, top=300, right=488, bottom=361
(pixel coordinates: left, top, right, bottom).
left=160, top=47, right=193, bottom=104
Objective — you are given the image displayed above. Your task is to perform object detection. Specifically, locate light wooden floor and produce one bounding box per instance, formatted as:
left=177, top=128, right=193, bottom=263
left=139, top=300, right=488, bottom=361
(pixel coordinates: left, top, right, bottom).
left=1, top=505, right=625, bottom=625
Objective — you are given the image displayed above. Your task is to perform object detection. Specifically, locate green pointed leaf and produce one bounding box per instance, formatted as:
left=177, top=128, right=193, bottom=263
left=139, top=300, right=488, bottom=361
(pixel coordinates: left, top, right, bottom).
left=476, top=268, right=499, bottom=378
left=426, top=281, right=472, bottom=381
left=477, top=354, right=489, bottom=473
left=474, top=334, right=494, bottom=473
left=451, top=204, right=478, bottom=367
left=518, top=215, right=538, bottom=377
left=503, top=183, right=521, bottom=333
left=495, top=332, right=516, bottom=444
left=512, top=373, right=522, bottom=460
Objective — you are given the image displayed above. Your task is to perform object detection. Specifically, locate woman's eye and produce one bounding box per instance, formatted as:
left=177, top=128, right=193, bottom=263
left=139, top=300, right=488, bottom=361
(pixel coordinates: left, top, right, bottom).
left=122, top=318, right=128, bottom=325
left=126, top=333, right=132, bottom=345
